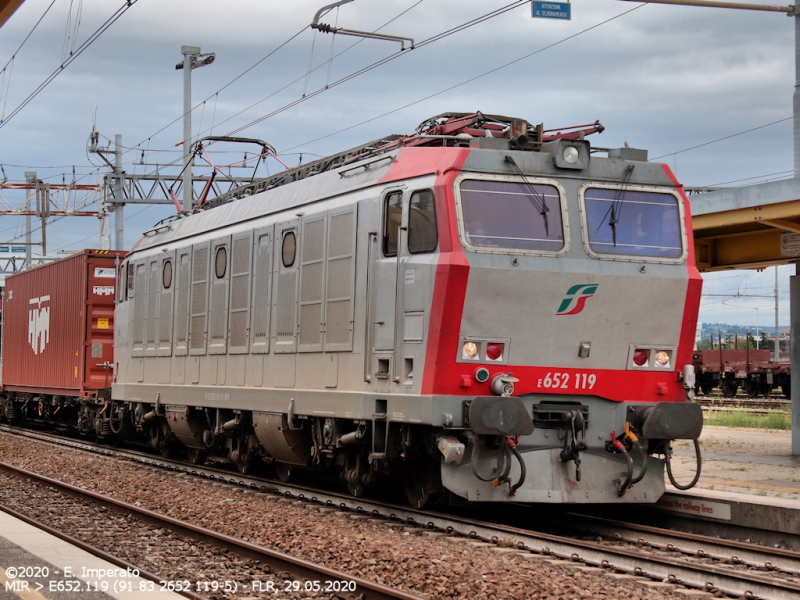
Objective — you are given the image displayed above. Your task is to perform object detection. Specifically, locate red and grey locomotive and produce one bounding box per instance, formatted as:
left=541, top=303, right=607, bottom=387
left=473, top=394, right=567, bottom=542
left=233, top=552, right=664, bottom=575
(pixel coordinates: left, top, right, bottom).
left=1, top=113, right=703, bottom=505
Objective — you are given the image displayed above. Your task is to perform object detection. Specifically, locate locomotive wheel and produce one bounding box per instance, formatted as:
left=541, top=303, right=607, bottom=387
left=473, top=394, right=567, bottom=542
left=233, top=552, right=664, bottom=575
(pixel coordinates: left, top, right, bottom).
left=745, top=378, right=761, bottom=398
left=275, top=462, right=294, bottom=483
left=720, top=379, right=738, bottom=398
left=148, top=423, right=175, bottom=458
left=782, top=383, right=791, bottom=398
left=404, top=457, right=442, bottom=509
left=700, top=384, right=714, bottom=396
left=187, top=449, right=207, bottom=465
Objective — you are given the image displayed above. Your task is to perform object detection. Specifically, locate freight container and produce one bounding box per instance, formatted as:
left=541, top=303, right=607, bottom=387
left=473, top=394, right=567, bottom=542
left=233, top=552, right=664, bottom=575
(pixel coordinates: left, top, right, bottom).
left=1, top=250, right=125, bottom=397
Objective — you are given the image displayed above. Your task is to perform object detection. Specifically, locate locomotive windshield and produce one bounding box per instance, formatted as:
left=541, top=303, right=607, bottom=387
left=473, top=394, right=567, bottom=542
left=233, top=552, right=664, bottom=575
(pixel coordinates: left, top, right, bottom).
left=458, top=178, right=565, bottom=253
left=582, top=186, right=684, bottom=260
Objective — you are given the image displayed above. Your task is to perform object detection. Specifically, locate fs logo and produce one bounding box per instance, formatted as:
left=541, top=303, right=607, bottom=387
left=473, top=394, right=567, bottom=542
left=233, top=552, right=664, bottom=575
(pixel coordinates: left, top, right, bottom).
left=28, top=295, right=50, bottom=355
left=556, top=284, right=598, bottom=316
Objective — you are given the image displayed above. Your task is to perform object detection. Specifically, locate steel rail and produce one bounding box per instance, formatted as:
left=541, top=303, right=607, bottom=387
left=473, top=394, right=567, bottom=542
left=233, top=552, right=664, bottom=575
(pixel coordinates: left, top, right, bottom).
left=0, top=503, right=206, bottom=600
left=567, top=513, right=800, bottom=576
left=0, top=461, right=423, bottom=600
left=2, top=426, right=799, bottom=598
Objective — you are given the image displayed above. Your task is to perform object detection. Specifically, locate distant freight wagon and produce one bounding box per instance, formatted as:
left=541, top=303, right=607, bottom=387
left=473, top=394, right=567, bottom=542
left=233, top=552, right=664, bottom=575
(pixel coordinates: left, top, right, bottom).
left=693, top=347, right=790, bottom=398
left=0, top=250, right=125, bottom=429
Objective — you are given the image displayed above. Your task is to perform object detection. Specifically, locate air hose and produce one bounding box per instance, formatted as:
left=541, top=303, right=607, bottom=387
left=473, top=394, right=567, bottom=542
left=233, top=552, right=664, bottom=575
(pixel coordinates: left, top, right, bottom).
left=630, top=441, right=647, bottom=485
left=665, top=439, right=702, bottom=491
left=506, top=437, right=526, bottom=496
left=610, top=430, right=634, bottom=497
left=622, top=423, right=647, bottom=484
left=617, top=447, right=634, bottom=497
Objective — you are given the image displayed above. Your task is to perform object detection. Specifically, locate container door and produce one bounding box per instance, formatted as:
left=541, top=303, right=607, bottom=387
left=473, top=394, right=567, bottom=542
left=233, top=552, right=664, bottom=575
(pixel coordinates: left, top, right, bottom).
left=84, top=257, right=118, bottom=391
left=272, top=219, right=300, bottom=354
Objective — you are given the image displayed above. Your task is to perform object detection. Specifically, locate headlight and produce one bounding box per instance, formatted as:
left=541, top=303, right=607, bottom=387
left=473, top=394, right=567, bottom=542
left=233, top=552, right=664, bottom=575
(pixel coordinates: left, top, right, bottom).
left=654, top=350, right=670, bottom=367
left=462, top=341, right=479, bottom=360
left=563, top=146, right=579, bottom=164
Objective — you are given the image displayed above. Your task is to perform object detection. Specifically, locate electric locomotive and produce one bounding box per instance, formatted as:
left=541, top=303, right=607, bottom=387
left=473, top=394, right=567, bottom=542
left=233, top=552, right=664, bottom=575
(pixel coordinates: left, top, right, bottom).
left=107, top=112, right=702, bottom=505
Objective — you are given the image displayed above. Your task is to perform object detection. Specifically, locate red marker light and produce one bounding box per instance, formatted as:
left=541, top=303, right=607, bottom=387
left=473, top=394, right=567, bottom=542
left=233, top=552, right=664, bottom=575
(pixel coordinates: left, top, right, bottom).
left=486, top=343, right=504, bottom=360
left=633, top=349, right=648, bottom=366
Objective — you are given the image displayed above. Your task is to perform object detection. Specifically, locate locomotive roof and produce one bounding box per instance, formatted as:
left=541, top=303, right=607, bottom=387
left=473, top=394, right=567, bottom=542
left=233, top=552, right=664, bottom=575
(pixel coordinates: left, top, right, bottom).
left=133, top=146, right=405, bottom=254
left=130, top=112, right=661, bottom=257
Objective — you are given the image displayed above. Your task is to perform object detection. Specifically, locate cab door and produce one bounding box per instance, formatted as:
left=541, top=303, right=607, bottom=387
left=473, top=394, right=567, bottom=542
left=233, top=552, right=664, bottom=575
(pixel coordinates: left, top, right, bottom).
left=371, top=189, right=404, bottom=380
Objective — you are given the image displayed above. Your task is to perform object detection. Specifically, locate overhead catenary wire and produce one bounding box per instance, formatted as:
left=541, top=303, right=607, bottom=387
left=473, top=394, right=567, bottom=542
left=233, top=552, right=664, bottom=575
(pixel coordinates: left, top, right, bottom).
left=9, top=0, right=642, bottom=216
left=118, top=0, right=510, bottom=173
left=224, top=0, right=532, bottom=138
left=281, top=2, right=647, bottom=153
left=652, top=116, right=792, bottom=161
left=60, top=0, right=85, bottom=65
left=702, top=169, right=794, bottom=187
left=0, top=0, right=58, bottom=121
left=0, top=0, right=58, bottom=75
left=0, top=0, right=139, bottom=130
left=130, top=0, right=429, bottom=167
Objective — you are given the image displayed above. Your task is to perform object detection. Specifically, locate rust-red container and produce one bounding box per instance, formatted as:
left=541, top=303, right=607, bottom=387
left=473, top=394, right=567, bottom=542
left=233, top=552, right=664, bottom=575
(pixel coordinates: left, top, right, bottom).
left=2, top=250, right=125, bottom=397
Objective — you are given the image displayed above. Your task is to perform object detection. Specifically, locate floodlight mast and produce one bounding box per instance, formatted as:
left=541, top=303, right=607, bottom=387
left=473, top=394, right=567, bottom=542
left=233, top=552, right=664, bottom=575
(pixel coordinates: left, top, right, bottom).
left=176, top=45, right=216, bottom=212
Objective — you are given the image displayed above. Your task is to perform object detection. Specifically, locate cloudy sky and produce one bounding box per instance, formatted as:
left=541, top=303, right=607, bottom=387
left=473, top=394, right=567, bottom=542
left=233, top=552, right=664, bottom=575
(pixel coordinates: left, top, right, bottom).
left=0, top=0, right=796, bottom=326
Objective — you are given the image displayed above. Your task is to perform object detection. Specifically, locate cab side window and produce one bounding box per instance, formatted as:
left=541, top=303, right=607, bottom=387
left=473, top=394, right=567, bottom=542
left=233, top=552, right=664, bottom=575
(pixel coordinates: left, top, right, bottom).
left=382, top=191, right=403, bottom=257
left=408, top=189, right=437, bottom=254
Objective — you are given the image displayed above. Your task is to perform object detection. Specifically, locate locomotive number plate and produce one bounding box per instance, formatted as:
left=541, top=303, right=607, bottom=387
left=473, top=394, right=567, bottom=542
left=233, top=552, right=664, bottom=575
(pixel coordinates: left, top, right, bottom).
left=538, top=372, right=596, bottom=390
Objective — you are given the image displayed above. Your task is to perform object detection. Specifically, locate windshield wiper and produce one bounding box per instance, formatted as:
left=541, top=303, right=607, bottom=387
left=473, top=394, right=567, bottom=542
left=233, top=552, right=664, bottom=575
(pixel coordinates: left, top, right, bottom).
left=595, top=164, right=634, bottom=246
left=504, top=155, right=550, bottom=236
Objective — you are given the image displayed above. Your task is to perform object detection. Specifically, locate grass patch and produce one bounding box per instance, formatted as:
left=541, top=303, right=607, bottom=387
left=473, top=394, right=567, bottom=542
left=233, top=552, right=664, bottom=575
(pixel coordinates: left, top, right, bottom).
left=703, top=409, right=791, bottom=430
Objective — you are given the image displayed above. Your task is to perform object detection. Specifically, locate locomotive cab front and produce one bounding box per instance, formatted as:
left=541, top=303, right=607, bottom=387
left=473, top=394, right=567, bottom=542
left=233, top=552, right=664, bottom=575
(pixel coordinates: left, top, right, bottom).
left=433, top=135, right=703, bottom=503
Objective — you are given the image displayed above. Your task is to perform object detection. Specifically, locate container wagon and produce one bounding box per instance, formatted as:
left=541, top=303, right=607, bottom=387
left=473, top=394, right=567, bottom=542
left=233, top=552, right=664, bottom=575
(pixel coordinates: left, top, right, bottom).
left=0, top=250, right=125, bottom=433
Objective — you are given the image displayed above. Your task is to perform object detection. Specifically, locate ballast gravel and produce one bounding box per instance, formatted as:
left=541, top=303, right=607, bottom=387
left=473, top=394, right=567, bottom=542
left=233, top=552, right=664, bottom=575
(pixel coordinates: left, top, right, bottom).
left=0, top=432, right=686, bottom=599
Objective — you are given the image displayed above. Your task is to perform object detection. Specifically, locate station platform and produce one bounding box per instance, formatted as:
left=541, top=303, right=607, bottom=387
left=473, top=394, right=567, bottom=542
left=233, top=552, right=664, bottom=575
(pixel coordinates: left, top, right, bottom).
left=669, top=425, right=800, bottom=501
left=0, top=511, right=184, bottom=600
left=646, top=425, right=800, bottom=549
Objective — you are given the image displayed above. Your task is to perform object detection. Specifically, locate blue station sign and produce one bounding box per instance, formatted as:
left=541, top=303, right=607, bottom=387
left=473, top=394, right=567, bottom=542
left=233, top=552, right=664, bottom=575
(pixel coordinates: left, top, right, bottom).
left=532, top=1, right=571, bottom=20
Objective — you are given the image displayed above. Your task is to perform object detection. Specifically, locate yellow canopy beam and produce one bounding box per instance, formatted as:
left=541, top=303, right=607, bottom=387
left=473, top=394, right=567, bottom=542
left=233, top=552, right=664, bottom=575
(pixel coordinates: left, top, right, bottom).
left=0, top=0, right=25, bottom=28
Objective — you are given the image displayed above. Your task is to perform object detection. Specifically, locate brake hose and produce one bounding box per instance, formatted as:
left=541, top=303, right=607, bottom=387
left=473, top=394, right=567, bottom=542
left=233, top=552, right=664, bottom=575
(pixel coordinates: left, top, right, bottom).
left=610, top=430, right=634, bottom=497
left=630, top=441, right=647, bottom=485
left=617, top=446, right=634, bottom=497
left=666, top=439, right=702, bottom=491
left=507, top=437, right=526, bottom=496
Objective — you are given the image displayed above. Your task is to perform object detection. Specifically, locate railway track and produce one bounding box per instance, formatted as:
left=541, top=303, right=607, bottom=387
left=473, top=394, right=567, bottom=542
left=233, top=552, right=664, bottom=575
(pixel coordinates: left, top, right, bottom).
left=1, top=425, right=799, bottom=599
left=0, top=458, right=422, bottom=600
left=694, top=396, right=791, bottom=413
